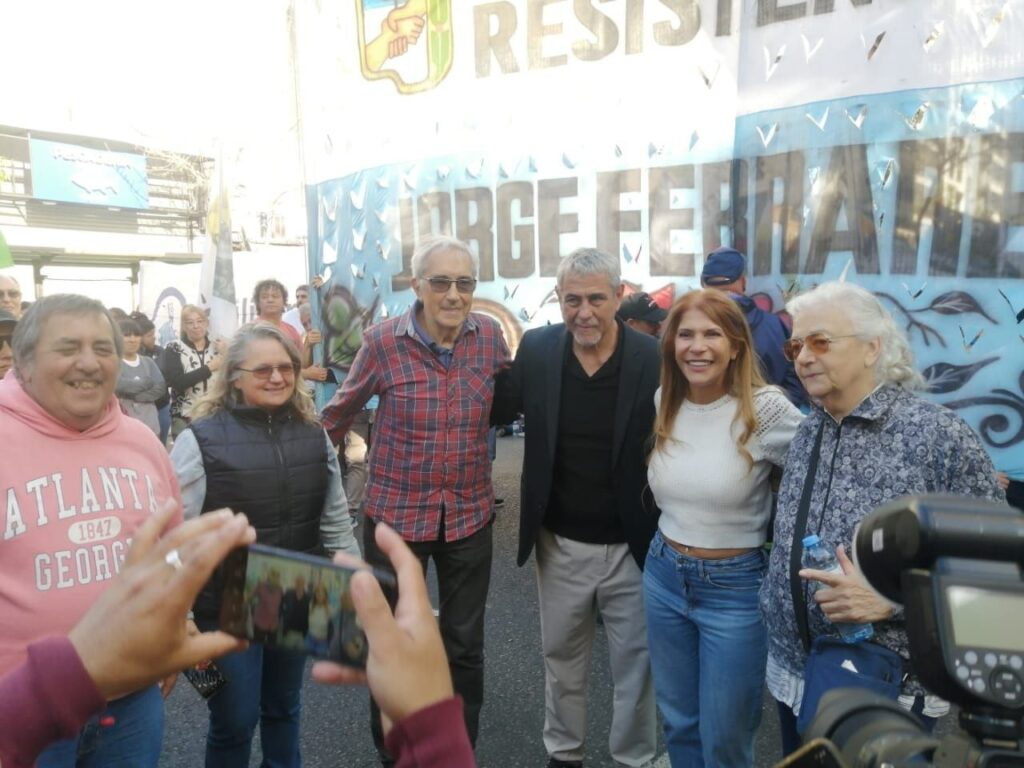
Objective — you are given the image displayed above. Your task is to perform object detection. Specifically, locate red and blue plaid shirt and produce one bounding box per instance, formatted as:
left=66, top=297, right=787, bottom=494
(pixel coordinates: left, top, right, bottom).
left=321, top=305, right=511, bottom=542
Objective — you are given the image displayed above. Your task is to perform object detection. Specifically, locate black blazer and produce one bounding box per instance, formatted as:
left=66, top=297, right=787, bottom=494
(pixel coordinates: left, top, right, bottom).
left=493, top=322, right=661, bottom=568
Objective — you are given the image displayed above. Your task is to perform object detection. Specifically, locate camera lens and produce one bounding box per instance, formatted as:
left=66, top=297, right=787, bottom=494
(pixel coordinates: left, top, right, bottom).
left=803, top=689, right=939, bottom=767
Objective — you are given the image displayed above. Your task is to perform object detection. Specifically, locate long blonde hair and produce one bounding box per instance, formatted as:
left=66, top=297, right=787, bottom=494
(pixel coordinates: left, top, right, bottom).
left=188, top=322, right=318, bottom=424
left=652, top=290, right=766, bottom=466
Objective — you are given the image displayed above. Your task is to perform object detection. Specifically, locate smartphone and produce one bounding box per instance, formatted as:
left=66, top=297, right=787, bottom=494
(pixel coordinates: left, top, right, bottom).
left=219, top=543, right=397, bottom=668
left=182, top=660, right=228, bottom=699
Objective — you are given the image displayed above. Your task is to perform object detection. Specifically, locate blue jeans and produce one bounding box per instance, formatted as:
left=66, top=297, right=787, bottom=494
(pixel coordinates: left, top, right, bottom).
left=36, top=685, right=163, bottom=767
left=197, top=623, right=308, bottom=768
left=644, top=531, right=768, bottom=768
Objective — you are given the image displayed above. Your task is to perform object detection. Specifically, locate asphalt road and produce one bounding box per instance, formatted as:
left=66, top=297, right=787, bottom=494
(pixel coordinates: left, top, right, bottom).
left=162, top=436, right=787, bottom=767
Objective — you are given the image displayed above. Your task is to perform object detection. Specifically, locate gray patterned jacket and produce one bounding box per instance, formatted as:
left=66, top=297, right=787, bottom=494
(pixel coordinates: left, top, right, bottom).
left=760, top=384, right=1004, bottom=695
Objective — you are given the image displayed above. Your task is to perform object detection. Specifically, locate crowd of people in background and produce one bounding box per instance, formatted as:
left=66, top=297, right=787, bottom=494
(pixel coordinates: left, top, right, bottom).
left=0, top=236, right=1014, bottom=768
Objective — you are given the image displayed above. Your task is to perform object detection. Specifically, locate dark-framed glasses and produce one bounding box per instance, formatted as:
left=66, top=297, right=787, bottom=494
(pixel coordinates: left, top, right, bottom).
left=0, top=290, right=21, bottom=299
left=425, top=276, right=477, bottom=294
left=236, top=363, right=300, bottom=380
left=782, top=333, right=859, bottom=362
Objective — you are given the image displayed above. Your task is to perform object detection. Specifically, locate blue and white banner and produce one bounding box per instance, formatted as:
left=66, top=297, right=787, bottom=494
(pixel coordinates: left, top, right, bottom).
left=294, top=0, right=1024, bottom=476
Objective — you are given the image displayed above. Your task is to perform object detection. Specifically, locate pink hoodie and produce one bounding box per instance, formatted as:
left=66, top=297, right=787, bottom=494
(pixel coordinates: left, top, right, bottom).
left=0, top=374, right=182, bottom=677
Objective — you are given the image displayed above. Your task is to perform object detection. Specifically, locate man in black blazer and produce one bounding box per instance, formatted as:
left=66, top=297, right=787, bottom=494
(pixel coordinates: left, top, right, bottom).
left=493, top=248, right=659, bottom=768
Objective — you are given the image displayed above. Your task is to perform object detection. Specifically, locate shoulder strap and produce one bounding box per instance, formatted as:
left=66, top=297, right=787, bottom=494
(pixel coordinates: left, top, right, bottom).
left=790, top=419, right=827, bottom=653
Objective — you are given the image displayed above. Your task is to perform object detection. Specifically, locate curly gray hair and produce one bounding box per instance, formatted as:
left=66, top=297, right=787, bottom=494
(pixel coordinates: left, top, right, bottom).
left=787, top=281, right=924, bottom=390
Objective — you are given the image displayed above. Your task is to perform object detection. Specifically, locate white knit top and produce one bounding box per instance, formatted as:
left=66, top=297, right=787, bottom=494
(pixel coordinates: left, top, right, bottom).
left=648, top=387, right=804, bottom=549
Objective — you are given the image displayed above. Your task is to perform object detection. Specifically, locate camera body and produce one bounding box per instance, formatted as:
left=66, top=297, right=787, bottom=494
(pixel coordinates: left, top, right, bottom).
left=777, top=495, right=1024, bottom=768
left=904, top=567, right=1024, bottom=731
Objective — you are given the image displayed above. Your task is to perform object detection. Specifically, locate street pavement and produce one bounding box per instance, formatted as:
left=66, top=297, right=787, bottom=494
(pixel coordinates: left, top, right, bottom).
left=162, top=436, right=785, bottom=767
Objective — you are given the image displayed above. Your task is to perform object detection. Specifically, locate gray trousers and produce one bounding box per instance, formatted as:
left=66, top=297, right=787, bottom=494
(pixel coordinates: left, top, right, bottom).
left=535, top=527, right=657, bottom=766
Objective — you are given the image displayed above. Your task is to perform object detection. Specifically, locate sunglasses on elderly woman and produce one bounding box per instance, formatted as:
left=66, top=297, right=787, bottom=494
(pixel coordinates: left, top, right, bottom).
left=236, top=363, right=300, bottom=380
left=782, top=333, right=860, bottom=362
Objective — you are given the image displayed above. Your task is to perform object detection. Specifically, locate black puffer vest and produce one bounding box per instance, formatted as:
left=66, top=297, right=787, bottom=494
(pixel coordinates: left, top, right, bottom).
left=190, top=405, right=328, bottom=620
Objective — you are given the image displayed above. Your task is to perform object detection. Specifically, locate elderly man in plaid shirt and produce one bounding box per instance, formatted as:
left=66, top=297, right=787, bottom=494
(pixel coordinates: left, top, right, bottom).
left=321, top=235, right=510, bottom=763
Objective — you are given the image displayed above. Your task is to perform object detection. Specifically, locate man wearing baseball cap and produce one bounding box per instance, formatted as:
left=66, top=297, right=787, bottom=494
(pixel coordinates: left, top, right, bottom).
left=701, top=247, right=807, bottom=408
left=616, top=292, right=667, bottom=337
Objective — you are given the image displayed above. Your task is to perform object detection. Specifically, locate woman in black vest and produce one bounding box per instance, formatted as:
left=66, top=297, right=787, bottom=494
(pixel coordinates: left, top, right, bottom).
left=170, top=322, right=359, bottom=768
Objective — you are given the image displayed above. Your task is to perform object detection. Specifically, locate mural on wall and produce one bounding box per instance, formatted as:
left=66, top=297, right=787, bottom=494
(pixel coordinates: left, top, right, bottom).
left=295, top=0, right=1024, bottom=476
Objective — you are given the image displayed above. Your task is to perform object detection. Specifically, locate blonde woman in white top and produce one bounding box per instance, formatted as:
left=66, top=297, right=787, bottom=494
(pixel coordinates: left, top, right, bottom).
left=644, top=289, right=803, bottom=768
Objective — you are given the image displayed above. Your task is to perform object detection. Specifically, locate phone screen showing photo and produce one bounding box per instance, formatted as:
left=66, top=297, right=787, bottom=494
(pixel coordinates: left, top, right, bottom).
left=220, top=544, right=392, bottom=668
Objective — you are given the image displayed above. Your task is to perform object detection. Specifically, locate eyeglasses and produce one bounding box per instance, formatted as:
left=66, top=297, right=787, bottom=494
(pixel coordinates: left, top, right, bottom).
left=425, top=276, right=477, bottom=294
left=0, top=290, right=21, bottom=299
left=236, top=363, right=299, bottom=380
left=782, top=333, right=860, bottom=361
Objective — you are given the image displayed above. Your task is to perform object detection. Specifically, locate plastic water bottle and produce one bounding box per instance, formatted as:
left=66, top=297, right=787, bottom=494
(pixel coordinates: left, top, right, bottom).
left=801, top=534, right=874, bottom=643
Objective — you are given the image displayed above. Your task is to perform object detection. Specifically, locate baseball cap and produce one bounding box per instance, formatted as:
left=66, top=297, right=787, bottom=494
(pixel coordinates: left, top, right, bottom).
left=0, top=309, right=16, bottom=336
left=701, top=247, right=747, bottom=286
left=618, top=292, right=667, bottom=324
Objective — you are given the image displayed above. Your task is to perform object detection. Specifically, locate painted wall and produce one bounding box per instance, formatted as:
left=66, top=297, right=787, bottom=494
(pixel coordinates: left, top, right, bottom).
left=294, top=0, right=1024, bottom=477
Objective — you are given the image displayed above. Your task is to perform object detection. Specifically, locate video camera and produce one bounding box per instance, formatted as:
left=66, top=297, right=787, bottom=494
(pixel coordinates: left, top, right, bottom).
left=776, top=495, right=1024, bottom=768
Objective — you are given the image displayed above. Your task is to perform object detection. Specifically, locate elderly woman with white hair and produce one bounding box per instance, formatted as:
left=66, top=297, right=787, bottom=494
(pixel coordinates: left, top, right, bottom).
left=759, top=281, right=1004, bottom=756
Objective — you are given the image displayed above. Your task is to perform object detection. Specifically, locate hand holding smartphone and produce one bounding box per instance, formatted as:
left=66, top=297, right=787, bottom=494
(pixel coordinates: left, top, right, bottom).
left=219, top=543, right=397, bottom=668
left=310, top=522, right=457, bottom=733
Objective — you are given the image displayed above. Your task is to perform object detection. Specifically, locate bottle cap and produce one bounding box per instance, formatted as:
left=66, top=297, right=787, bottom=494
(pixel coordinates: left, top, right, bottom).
left=802, top=534, right=820, bottom=547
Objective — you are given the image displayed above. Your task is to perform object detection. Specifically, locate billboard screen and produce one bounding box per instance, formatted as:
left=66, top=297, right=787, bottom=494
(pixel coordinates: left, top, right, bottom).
left=29, top=138, right=149, bottom=209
